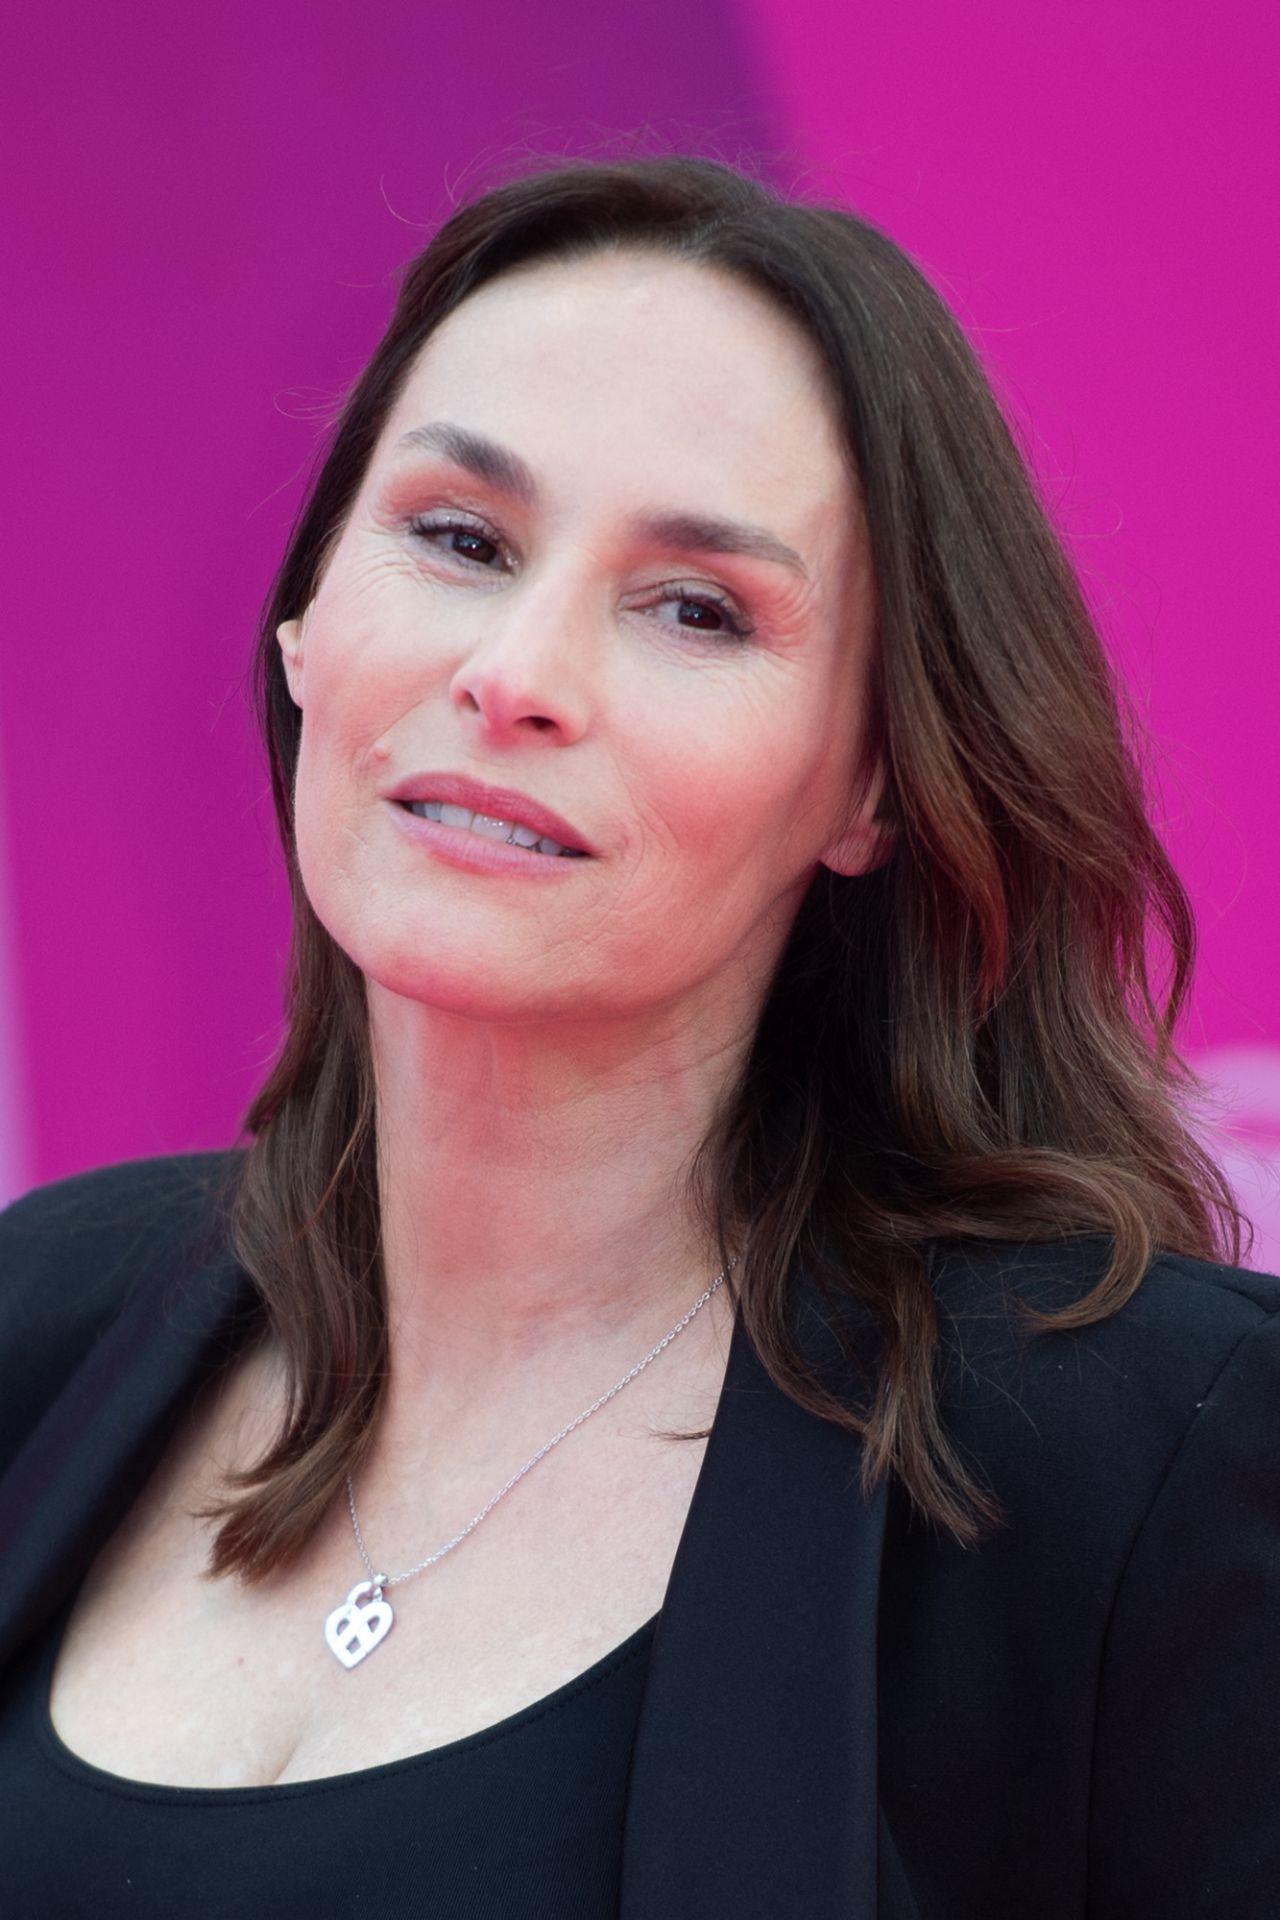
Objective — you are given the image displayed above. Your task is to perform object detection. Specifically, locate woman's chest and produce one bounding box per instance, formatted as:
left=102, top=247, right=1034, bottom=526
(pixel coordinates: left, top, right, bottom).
left=45, top=1414, right=709, bottom=1790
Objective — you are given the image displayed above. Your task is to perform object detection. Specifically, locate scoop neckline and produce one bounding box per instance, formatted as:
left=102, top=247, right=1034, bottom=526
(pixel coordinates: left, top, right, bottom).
left=34, top=1598, right=662, bottom=1802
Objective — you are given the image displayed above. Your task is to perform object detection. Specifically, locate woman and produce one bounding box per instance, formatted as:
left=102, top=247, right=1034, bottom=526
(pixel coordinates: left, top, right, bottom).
left=0, top=152, right=1275, bottom=1915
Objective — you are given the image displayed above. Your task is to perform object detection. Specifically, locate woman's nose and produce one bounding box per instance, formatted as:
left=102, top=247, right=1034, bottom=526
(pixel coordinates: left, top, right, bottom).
left=448, top=586, right=595, bottom=744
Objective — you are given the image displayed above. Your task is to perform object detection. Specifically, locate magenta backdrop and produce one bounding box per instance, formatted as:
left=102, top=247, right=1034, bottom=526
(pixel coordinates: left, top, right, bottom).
left=2, top=4, right=1276, bottom=1262
left=738, top=0, right=1280, bottom=1264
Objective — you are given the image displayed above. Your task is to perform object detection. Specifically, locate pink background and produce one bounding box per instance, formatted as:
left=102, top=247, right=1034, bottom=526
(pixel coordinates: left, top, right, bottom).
left=2, top=4, right=1276, bottom=1265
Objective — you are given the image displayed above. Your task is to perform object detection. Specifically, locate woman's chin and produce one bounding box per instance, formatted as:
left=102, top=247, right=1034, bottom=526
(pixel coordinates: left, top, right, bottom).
left=362, top=955, right=576, bottom=1026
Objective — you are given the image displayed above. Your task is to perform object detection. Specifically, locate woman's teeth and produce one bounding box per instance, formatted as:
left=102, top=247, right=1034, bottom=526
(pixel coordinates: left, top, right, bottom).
left=404, top=799, right=587, bottom=857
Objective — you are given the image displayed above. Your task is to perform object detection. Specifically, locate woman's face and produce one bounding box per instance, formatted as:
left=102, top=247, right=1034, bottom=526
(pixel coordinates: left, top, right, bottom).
left=278, top=247, right=888, bottom=1037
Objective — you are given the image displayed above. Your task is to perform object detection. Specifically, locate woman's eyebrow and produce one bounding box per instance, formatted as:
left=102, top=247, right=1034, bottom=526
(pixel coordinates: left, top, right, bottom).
left=394, top=421, right=538, bottom=506
left=391, top=420, right=811, bottom=582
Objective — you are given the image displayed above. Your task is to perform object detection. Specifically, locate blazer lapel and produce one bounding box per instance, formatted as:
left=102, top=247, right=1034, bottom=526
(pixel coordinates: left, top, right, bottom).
left=620, top=1273, right=902, bottom=1919
left=0, top=1245, right=258, bottom=1669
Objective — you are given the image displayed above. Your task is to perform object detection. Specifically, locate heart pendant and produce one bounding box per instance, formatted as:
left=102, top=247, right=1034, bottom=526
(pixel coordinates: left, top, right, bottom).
left=324, top=1580, right=395, bottom=1668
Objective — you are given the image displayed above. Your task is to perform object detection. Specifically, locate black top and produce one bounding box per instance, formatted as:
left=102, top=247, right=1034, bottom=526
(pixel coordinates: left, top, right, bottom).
left=0, top=1587, right=660, bottom=1917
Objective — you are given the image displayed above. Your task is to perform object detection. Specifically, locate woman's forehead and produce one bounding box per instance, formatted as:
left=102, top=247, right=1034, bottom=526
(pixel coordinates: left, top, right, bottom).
left=376, top=251, right=861, bottom=551
left=395, top=251, right=840, bottom=445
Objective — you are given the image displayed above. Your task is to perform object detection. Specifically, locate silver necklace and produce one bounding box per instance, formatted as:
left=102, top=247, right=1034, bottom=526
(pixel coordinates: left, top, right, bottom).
left=323, top=1256, right=740, bottom=1668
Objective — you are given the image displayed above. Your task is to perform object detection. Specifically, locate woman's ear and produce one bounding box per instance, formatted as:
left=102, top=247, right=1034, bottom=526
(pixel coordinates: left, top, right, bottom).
left=819, top=760, right=897, bottom=877
left=276, top=613, right=307, bottom=707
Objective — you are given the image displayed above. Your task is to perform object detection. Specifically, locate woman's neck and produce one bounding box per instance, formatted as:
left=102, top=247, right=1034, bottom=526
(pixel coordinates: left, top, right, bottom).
left=366, top=977, right=747, bottom=1423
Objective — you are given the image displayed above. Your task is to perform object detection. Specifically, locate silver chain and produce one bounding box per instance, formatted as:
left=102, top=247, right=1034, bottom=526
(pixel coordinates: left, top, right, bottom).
left=345, top=1254, right=741, bottom=1597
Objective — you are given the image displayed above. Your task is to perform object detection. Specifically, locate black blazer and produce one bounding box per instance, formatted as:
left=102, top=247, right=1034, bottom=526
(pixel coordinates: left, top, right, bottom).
left=1, top=1150, right=1277, bottom=1917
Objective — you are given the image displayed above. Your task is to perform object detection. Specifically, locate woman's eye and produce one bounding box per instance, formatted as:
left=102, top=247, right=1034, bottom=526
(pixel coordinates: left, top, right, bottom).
left=409, top=514, right=507, bottom=568
left=651, top=591, right=752, bottom=641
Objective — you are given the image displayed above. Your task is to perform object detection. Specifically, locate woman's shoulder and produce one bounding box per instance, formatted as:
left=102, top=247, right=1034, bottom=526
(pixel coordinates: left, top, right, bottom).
left=0, top=1145, right=243, bottom=1272
left=916, top=1230, right=1280, bottom=1538
left=0, top=1148, right=245, bottom=1466
left=927, top=1230, right=1279, bottom=1409
left=868, top=1241, right=1280, bottom=1906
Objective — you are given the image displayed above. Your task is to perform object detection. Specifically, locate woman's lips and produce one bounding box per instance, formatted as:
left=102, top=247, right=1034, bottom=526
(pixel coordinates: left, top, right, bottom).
left=401, top=798, right=588, bottom=857
left=388, top=800, right=591, bottom=876
left=384, top=771, right=595, bottom=854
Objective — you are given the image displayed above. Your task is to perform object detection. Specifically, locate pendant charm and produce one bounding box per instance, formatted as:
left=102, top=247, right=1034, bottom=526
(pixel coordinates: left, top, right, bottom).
left=324, top=1580, right=394, bottom=1668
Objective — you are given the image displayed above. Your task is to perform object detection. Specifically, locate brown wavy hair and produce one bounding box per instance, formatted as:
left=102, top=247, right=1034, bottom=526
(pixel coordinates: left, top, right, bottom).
left=204, top=148, right=1247, bottom=1578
